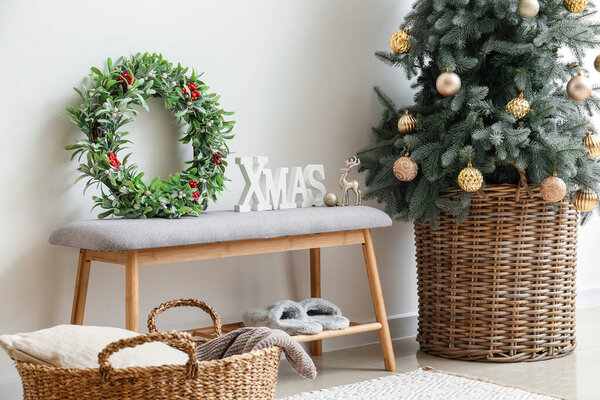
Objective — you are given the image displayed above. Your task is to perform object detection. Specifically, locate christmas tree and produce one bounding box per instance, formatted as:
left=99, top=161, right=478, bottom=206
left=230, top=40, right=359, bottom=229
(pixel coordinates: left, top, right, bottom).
left=359, top=0, right=600, bottom=226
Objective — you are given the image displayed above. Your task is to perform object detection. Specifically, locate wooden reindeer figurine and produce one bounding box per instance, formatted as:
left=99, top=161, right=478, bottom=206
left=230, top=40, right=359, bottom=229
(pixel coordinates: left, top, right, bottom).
left=340, top=156, right=362, bottom=206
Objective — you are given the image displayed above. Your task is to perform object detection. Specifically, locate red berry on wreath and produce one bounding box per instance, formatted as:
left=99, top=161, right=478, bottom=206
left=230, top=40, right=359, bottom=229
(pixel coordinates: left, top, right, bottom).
left=192, top=191, right=199, bottom=201
left=118, top=72, right=135, bottom=88
left=108, top=152, right=120, bottom=168
left=211, top=155, right=222, bottom=165
left=189, top=180, right=197, bottom=188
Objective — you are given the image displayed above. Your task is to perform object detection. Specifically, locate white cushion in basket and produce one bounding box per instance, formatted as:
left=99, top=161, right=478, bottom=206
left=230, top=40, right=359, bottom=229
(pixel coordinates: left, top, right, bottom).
left=0, top=325, right=188, bottom=369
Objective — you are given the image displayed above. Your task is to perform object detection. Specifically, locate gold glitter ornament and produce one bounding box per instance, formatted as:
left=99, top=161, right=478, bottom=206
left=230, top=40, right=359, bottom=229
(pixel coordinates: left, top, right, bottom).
left=540, top=173, right=567, bottom=203
left=574, top=188, right=598, bottom=212
left=506, top=92, right=531, bottom=119
left=567, top=72, right=593, bottom=101
left=389, top=29, right=410, bottom=54
left=393, top=153, right=419, bottom=182
left=397, top=109, right=417, bottom=134
left=436, top=70, right=462, bottom=97
left=584, top=131, right=600, bottom=158
left=564, top=0, right=589, bottom=13
left=458, top=158, right=484, bottom=193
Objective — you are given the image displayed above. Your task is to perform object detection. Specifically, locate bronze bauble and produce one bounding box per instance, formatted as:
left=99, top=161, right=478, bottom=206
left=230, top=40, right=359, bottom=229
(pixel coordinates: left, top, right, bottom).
left=594, top=55, right=600, bottom=72
left=584, top=131, right=600, bottom=158
left=574, top=188, right=598, bottom=212
left=564, top=0, right=589, bottom=13
left=540, top=174, right=567, bottom=203
left=518, top=0, right=540, bottom=18
left=393, top=156, right=418, bottom=182
left=567, top=73, right=593, bottom=101
left=398, top=109, right=417, bottom=135
left=458, top=161, right=484, bottom=192
left=436, top=71, right=462, bottom=97
left=506, top=92, right=531, bottom=119
left=323, top=192, right=338, bottom=207
left=389, top=30, right=410, bottom=54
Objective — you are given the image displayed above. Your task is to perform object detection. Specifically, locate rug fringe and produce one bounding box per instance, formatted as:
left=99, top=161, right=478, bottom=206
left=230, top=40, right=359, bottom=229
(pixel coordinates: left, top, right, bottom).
left=420, top=366, right=569, bottom=400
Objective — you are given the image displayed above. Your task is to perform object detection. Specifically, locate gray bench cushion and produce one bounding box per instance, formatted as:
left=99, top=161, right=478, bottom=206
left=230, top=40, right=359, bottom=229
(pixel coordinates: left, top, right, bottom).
left=49, top=206, right=392, bottom=252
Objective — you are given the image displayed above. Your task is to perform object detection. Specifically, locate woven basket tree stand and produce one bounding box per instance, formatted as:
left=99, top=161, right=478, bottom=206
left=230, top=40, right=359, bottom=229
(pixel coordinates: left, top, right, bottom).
left=414, top=184, right=577, bottom=362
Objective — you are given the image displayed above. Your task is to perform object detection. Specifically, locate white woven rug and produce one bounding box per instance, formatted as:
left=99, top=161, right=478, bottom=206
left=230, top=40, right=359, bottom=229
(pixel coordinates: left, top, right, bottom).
left=279, top=368, right=561, bottom=400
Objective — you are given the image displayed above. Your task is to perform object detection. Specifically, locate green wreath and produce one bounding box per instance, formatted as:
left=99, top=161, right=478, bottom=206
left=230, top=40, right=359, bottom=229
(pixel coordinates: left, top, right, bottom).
left=66, top=53, right=235, bottom=219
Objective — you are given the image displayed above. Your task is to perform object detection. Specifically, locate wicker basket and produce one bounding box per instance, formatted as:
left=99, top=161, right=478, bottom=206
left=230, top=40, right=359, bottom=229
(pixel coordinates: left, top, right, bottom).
left=16, top=299, right=283, bottom=400
left=414, top=184, right=578, bottom=362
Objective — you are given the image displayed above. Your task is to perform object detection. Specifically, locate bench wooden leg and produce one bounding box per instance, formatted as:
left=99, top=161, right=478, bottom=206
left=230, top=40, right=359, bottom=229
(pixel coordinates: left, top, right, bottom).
left=126, top=251, right=140, bottom=332
left=362, top=229, right=396, bottom=372
left=309, top=248, right=322, bottom=356
left=70, top=250, right=91, bottom=325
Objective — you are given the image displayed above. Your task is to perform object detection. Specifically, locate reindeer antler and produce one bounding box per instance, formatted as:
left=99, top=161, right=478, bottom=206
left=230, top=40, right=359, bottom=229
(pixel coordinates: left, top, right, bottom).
left=345, top=156, right=360, bottom=168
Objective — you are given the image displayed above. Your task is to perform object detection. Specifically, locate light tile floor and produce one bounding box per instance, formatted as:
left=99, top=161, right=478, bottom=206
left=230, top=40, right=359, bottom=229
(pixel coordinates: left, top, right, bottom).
left=276, top=307, right=600, bottom=400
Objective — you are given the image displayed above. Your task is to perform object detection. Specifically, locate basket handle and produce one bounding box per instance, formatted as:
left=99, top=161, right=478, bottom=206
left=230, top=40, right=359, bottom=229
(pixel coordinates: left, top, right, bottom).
left=147, top=298, right=222, bottom=337
left=98, top=331, right=198, bottom=383
left=509, top=161, right=534, bottom=202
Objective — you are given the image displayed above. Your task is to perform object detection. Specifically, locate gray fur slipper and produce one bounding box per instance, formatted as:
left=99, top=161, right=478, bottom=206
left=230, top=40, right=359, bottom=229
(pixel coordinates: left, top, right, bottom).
left=243, top=300, right=323, bottom=335
left=300, top=298, right=350, bottom=330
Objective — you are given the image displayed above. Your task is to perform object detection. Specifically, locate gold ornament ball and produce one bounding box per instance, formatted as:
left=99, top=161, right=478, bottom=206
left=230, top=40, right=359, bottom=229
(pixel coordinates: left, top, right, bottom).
left=518, top=0, right=540, bottom=18
left=584, top=131, right=600, bottom=158
left=393, top=156, right=419, bottom=182
left=506, top=92, right=531, bottom=119
left=323, top=192, right=338, bottom=207
left=458, top=162, right=484, bottom=192
left=567, top=73, right=593, bottom=101
left=389, top=29, right=410, bottom=54
left=398, top=109, right=417, bottom=135
left=540, top=174, right=567, bottom=203
left=564, top=0, right=589, bottom=13
left=436, top=71, right=462, bottom=97
left=574, top=188, right=598, bottom=212
left=594, top=55, right=600, bottom=72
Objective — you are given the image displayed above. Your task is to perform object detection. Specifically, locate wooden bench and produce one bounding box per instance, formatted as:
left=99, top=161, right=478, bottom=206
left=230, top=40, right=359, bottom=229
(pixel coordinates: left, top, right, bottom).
left=49, top=206, right=396, bottom=371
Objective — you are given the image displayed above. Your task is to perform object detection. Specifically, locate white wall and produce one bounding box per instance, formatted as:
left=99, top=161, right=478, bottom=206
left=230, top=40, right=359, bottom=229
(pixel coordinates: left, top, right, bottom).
left=1, top=0, right=600, bottom=390
left=0, top=0, right=417, bottom=386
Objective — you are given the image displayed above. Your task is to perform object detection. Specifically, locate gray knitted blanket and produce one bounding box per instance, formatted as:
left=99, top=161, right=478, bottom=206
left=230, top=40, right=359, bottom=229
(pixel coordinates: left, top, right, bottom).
left=197, top=327, right=317, bottom=380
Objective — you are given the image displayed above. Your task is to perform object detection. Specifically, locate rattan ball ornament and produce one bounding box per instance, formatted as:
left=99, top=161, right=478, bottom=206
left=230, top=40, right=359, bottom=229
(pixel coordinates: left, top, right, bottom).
left=595, top=55, right=600, bottom=72
left=506, top=92, right=530, bottom=119
left=584, top=131, right=600, bottom=158
left=540, top=173, right=567, bottom=203
left=517, top=0, right=540, bottom=18
left=389, top=29, right=410, bottom=54
left=567, top=72, right=593, bottom=101
left=574, top=188, right=598, bottom=212
left=436, top=70, right=462, bottom=97
left=393, top=154, right=418, bottom=182
left=398, top=109, right=417, bottom=134
left=458, top=159, right=483, bottom=192
left=564, top=0, right=589, bottom=13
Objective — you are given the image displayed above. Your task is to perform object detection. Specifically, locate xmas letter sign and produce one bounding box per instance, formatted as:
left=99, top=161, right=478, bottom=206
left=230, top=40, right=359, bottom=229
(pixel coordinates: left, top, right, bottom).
left=234, top=157, right=326, bottom=212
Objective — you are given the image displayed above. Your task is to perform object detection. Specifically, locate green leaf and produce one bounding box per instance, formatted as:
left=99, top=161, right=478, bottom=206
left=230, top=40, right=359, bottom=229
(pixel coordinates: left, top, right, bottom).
left=90, top=66, right=103, bottom=76
left=98, top=210, right=113, bottom=219
left=135, top=93, right=150, bottom=111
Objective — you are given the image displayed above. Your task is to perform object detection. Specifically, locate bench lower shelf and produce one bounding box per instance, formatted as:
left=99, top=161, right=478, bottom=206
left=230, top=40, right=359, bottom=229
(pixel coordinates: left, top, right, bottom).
left=186, top=321, right=383, bottom=343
